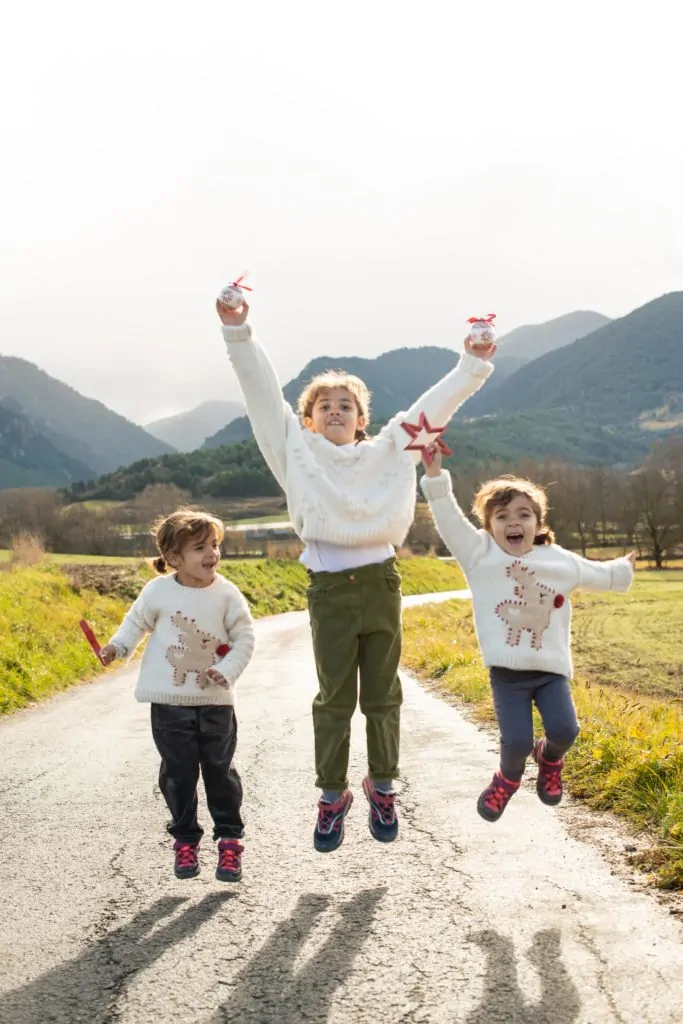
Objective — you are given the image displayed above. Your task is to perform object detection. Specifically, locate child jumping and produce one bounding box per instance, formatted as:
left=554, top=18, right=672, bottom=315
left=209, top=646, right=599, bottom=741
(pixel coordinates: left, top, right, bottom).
left=420, top=446, right=635, bottom=821
left=216, top=297, right=495, bottom=852
left=100, top=509, right=255, bottom=880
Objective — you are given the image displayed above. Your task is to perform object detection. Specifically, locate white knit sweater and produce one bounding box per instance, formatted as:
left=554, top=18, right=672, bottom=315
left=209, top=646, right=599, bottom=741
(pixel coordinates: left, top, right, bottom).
left=108, top=574, right=255, bottom=705
left=223, top=323, right=493, bottom=548
left=421, top=471, right=634, bottom=677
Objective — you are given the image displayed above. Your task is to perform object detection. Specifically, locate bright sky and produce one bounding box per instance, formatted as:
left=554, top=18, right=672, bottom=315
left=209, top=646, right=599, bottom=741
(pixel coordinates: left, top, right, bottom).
left=1, top=1, right=680, bottom=424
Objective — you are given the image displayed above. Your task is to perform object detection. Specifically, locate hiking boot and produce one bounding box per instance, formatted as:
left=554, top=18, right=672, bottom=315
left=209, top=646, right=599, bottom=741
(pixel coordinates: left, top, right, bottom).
left=533, top=739, right=564, bottom=806
left=476, top=772, right=520, bottom=822
left=216, top=839, right=244, bottom=882
left=173, top=841, right=200, bottom=879
left=362, top=777, right=399, bottom=843
left=313, top=790, right=354, bottom=853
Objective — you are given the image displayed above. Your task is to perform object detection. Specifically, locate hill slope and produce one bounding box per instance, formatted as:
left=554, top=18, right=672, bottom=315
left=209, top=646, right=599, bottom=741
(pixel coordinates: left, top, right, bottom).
left=499, top=310, right=611, bottom=361
left=0, top=355, right=175, bottom=476
left=0, top=403, right=95, bottom=488
left=146, top=400, right=245, bottom=452
left=471, top=292, right=683, bottom=427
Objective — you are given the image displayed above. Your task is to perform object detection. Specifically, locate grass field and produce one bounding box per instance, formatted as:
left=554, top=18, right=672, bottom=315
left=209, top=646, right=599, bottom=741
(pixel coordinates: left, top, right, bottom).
left=401, top=572, right=683, bottom=889
left=0, top=556, right=465, bottom=717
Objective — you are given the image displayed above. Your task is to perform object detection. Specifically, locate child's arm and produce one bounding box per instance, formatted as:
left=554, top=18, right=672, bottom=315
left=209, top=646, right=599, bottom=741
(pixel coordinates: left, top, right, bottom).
left=419, top=447, right=488, bottom=572
left=217, top=301, right=291, bottom=490
left=206, top=588, right=256, bottom=686
left=567, top=550, right=636, bottom=593
left=101, top=590, right=158, bottom=664
left=384, top=337, right=495, bottom=461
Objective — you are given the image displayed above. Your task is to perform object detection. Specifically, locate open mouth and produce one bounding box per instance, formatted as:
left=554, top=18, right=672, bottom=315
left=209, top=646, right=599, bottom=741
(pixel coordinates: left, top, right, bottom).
left=505, top=532, right=525, bottom=545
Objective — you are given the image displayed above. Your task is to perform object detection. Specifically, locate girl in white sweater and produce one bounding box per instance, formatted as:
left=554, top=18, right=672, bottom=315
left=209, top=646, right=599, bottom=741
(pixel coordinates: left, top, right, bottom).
left=420, top=445, right=635, bottom=822
left=216, top=297, right=495, bottom=853
left=101, top=509, right=255, bottom=880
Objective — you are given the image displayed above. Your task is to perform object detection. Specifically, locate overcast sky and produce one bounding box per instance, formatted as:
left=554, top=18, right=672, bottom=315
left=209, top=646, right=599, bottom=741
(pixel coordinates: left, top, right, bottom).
left=1, top=0, right=680, bottom=425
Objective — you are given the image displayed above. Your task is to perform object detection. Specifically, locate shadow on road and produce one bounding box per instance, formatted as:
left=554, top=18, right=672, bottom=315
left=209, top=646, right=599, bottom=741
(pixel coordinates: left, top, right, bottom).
left=465, top=928, right=581, bottom=1024
left=211, top=887, right=387, bottom=1023
left=0, top=891, right=235, bottom=1024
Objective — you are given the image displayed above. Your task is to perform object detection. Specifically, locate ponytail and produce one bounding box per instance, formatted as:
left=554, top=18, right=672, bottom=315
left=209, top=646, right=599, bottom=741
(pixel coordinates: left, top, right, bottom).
left=534, top=527, right=555, bottom=546
left=153, top=555, right=168, bottom=573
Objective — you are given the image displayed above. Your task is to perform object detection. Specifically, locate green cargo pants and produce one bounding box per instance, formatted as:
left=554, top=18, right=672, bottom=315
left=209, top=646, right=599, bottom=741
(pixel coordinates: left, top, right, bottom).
left=306, top=557, right=403, bottom=791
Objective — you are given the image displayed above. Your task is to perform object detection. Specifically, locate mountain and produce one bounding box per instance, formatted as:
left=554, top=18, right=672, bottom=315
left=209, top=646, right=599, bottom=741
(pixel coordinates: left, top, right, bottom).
left=0, top=355, right=175, bottom=478
left=204, top=347, right=463, bottom=448
left=0, top=402, right=95, bottom=488
left=146, top=400, right=244, bottom=452
left=205, top=313, right=610, bottom=448
left=464, top=310, right=610, bottom=416
left=469, top=292, right=683, bottom=429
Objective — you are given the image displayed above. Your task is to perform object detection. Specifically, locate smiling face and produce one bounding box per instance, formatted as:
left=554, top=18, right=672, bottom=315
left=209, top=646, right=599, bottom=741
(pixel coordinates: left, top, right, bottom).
left=489, top=494, right=539, bottom=556
left=304, top=386, right=366, bottom=446
left=168, top=528, right=221, bottom=588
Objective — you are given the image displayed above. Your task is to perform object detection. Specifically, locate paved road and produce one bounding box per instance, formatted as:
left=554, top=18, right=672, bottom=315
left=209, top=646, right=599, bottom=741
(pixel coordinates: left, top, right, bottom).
left=1, top=595, right=681, bottom=1024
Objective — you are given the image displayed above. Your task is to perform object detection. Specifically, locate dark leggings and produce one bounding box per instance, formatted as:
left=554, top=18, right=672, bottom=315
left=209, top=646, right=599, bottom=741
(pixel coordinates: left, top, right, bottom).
left=489, top=668, right=580, bottom=782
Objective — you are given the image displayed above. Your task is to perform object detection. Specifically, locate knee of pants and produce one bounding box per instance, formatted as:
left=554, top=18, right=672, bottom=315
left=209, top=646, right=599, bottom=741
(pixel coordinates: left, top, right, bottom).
left=546, top=721, right=580, bottom=748
left=500, top=736, right=534, bottom=762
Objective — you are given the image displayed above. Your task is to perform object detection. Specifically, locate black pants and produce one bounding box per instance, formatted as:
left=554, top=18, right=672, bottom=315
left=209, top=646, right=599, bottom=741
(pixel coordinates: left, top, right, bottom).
left=151, top=704, right=244, bottom=844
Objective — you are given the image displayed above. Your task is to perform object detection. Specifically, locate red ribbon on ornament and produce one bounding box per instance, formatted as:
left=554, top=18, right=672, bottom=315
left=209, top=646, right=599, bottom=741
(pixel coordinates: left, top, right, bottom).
left=467, top=313, right=496, bottom=325
left=231, top=273, right=253, bottom=292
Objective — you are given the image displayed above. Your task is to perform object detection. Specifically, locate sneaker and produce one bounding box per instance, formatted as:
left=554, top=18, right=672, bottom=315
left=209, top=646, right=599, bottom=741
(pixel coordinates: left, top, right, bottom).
left=216, top=839, right=244, bottom=882
left=313, top=790, right=354, bottom=853
left=533, top=739, right=564, bottom=806
left=362, top=777, right=398, bottom=843
left=476, top=772, right=520, bottom=822
left=173, top=841, right=200, bottom=879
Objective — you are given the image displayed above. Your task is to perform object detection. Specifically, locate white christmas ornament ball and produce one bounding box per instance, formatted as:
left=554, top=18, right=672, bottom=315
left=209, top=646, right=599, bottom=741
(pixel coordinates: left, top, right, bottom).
left=466, top=317, right=496, bottom=350
left=218, top=284, right=246, bottom=310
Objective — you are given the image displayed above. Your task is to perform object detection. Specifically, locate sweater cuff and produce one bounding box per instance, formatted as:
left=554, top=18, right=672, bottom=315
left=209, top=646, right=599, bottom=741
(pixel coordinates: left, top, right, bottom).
left=612, top=559, right=634, bottom=592
left=221, top=323, right=253, bottom=344
left=420, top=470, right=453, bottom=501
left=458, top=351, right=494, bottom=380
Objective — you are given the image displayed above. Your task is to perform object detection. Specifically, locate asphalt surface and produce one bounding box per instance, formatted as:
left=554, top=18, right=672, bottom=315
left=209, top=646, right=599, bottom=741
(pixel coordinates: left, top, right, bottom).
left=1, top=593, right=681, bottom=1024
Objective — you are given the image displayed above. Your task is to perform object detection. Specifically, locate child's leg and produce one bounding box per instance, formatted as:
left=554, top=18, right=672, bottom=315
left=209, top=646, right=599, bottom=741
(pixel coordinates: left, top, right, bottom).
left=150, top=704, right=202, bottom=844
left=533, top=674, right=580, bottom=761
left=357, top=563, right=403, bottom=787
left=489, top=669, right=536, bottom=781
left=308, top=579, right=362, bottom=795
left=197, top=705, right=244, bottom=841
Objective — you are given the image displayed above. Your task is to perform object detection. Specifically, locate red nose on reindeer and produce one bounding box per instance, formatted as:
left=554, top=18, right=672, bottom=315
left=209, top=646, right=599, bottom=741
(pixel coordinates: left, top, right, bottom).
left=216, top=644, right=230, bottom=656
left=553, top=594, right=565, bottom=609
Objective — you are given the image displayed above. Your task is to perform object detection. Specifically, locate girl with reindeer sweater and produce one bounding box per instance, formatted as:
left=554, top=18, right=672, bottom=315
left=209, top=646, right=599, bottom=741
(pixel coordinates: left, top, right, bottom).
left=420, top=444, right=635, bottom=822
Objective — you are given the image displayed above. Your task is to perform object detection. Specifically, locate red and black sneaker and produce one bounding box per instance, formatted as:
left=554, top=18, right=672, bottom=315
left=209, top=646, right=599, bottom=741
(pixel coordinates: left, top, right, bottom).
left=533, top=740, right=564, bottom=806
left=476, top=772, right=520, bottom=822
left=173, top=841, right=200, bottom=879
left=216, top=839, right=244, bottom=882
left=313, top=790, right=354, bottom=853
left=362, top=777, right=398, bottom=843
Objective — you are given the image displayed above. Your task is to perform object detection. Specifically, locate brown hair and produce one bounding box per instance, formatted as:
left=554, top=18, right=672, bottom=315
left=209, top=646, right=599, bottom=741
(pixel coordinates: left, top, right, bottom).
left=151, top=508, right=225, bottom=573
left=297, top=371, right=371, bottom=443
left=472, top=476, right=555, bottom=546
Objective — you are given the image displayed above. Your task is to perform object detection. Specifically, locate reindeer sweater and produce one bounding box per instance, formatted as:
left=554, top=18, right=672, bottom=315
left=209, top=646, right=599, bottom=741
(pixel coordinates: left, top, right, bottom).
left=421, top=471, right=634, bottom=677
left=108, top=574, right=255, bottom=706
left=222, top=322, right=493, bottom=548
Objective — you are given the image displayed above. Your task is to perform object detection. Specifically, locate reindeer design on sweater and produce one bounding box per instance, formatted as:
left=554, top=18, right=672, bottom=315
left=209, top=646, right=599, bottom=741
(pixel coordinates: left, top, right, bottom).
left=165, top=612, right=230, bottom=689
left=495, top=561, right=560, bottom=651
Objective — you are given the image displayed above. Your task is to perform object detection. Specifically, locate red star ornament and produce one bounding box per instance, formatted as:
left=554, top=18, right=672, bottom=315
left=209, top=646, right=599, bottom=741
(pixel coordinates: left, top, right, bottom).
left=400, top=412, right=453, bottom=465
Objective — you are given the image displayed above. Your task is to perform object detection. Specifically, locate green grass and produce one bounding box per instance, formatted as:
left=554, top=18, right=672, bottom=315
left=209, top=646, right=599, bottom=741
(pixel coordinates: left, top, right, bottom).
left=0, top=556, right=465, bottom=716
left=401, top=575, right=683, bottom=889
left=0, top=550, right=142, bottom=565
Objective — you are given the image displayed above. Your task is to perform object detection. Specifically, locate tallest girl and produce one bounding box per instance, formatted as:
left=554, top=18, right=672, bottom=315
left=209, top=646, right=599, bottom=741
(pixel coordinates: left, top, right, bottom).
left=217, top=297, right=495, bottom=852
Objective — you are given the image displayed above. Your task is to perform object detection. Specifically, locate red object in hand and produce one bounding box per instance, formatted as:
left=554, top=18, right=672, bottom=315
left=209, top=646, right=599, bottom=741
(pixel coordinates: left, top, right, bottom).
left=79, top=619, right=104, bottom=663
left=216, top=644, right=230, bottom=657
left=400, top=412, right=453, bottom=461
left=553, top=594, right=565, bottom=608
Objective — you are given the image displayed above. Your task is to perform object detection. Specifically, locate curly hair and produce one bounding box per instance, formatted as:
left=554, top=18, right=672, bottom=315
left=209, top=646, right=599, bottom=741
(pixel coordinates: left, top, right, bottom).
left=151, top=508, right=225, bottom=573
left=472, top=476, right=555, bottom=546
left=297, top=370, right=371, bottom=442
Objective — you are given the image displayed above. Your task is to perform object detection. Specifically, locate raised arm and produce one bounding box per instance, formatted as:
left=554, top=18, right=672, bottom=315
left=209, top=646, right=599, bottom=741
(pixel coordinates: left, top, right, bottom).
left=219, top=302, right=292, bottom=489
left=420, top=460, right=488, bottom=572
left=384, top=348, right=494, bottom=462
left=568, top=551, right=635, bottom=593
